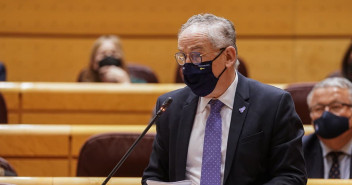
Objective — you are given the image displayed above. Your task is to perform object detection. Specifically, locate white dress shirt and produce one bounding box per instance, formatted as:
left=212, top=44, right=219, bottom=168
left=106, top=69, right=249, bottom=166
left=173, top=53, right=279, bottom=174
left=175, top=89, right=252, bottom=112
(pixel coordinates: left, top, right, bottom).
left=185, top=72, right=238, bottom=185
left=320, top=138, right=352, bottom=179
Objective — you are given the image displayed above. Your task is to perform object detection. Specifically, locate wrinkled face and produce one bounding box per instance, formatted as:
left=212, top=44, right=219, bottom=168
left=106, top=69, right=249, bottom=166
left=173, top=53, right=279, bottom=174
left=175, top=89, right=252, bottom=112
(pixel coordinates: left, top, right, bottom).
left=309, top=87, right=352, bottom=127
left=178, top=26, right=226, bottom=80
left=93, top=40, right=122, bottom=71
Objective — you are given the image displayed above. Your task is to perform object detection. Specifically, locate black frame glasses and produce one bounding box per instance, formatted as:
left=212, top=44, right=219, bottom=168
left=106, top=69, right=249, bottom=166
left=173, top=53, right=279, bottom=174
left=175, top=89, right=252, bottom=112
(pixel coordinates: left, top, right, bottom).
left=175, top=48, right=225, bottom=65
left=309, top=101, right=352, bottom=116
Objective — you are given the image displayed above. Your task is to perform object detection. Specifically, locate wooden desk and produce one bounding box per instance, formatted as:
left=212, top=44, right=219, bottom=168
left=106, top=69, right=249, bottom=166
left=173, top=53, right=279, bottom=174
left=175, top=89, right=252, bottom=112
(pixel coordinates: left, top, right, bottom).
left=0, top=124, right=312, bottom=177
left=0, top=82, right=289, bottom=125
left=0, top=177, right=351, bottom=185
left=0, top=124, right=156, bottom=177
left=0, top=82, right=185, bottom=124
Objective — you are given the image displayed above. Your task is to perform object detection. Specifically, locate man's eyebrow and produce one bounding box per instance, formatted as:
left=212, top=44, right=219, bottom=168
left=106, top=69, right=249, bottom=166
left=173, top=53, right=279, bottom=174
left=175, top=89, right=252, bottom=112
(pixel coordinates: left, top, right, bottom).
left=178, top=46, right=204, bottom=52
left=190, top=46, right=203, bottom=50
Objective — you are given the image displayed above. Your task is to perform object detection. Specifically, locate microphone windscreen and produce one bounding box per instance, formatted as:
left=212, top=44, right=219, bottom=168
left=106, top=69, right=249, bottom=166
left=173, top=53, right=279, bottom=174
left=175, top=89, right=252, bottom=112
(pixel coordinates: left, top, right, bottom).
left=161, top=97, right=173, bottom=108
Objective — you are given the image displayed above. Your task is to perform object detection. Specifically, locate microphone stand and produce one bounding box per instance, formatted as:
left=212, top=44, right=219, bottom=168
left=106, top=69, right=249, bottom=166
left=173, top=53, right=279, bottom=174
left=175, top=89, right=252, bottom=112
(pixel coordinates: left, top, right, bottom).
left=102, top=97, right=173, bottom=185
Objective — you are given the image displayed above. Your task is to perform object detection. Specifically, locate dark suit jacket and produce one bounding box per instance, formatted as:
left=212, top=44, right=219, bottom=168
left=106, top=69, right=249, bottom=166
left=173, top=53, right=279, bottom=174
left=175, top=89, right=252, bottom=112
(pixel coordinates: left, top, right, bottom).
left=303, top=133, right=352, bottom=178
left=142, top=74, right=307, bottom=185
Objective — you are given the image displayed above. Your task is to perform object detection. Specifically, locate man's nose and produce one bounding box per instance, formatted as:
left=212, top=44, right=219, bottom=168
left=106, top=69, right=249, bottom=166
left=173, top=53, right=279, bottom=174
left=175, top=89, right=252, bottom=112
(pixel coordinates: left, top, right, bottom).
left=324, top=106, right=330, bottom=112
left=185, top=55, right=192, bottom=63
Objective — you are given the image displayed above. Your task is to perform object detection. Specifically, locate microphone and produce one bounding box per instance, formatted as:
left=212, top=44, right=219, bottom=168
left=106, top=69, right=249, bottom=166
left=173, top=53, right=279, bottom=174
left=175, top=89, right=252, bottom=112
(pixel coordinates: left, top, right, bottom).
left=102, top=97, right=173, bottom=185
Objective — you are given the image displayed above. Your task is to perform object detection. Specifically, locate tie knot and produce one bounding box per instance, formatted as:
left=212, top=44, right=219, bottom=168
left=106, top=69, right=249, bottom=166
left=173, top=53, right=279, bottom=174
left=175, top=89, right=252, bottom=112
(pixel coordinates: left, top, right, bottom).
left=329, top=152, right=343, bottom=162
left=209, top=99, right=224, bottom=113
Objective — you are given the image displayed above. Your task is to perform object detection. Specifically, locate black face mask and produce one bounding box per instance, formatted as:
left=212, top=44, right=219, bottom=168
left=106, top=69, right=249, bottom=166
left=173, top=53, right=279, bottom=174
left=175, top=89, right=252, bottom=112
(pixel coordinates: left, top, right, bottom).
left=98, top=57, right=123, bottom=68
left=182, top=49, right=226, bottom=97
left=183, top=61, right=226, bottom=97
left=314, top=111, right=350, bottom=139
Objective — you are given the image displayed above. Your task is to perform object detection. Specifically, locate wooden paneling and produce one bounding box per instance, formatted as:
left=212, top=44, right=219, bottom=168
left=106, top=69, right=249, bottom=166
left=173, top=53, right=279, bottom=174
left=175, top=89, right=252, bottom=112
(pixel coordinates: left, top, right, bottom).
left=0, top=82, right=184, bottom=124
left=0, top=134, right=68, bottom=156
left=8, top=113, right=19, bottom=123
left=1, top=37, right=350, bottom=83
left=295, top=0, right=352, bottom=35
left=0, top=0, right=296, bottom=36
left=0, top=124, right=70, bottom=156
left=0, top=0, right=351, bottom=83
left=0, top=37, right=94, bottom=82
left=6, top=159, right=69, bottom=177
left=0, top=124, right=157, bottom=177
left=0, top=82, right=21, bottom=123
left=21, top=112, right=152, bottom=125
left=239, top=39, right=294, bottom=83
left=239, top=39, right=351, bottom=83
left=0, top=124, right=312, bottom=177
left=294, top=39, right=350, bottom=82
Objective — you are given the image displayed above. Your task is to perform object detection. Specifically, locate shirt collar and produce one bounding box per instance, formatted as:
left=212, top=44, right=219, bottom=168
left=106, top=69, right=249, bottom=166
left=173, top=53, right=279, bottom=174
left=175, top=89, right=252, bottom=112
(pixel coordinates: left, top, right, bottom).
left=320, top=137, right=352, bottom=157
left=197, top=71, right=238, bottom=113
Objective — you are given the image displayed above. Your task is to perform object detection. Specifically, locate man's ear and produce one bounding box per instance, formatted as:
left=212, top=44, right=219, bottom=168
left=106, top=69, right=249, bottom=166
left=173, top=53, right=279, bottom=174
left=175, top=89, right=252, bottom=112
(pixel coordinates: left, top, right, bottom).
left=224, top=46, right=237, bottom=67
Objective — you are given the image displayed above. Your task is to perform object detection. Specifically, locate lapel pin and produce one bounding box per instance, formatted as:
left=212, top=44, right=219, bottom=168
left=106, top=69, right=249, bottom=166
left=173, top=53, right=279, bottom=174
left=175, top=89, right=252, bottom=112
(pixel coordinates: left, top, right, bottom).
left=239, top=106, right=246, bottom=113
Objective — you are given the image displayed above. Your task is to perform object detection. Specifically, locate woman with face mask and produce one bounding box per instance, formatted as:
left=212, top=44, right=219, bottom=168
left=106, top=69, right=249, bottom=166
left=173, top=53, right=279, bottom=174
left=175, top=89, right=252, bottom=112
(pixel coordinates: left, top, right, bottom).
left=78, top=35, right=136, bottom=83
left=303, top=77, right=352, bottom=179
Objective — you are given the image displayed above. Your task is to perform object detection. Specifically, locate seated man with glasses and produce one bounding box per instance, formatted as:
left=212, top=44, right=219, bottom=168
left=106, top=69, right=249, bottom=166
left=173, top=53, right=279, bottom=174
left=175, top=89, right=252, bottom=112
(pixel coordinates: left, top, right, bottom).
left=142, top=13, right=306, bottom=185
left=303, top=77, right=352, bottom=179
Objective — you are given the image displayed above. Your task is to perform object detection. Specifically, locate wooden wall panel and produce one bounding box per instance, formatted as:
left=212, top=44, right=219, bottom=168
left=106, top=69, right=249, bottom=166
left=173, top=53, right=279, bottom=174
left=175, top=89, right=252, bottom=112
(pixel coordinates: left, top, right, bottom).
left=0, top=0, right=351, bottom=83
left=0, top=135, right=69, bottom=156
left=0, top=37, right=93, bottom=82
left=0, top=37, right=178, bottom=83
left=0, top=84, right=21, bottom=123
left=295, top=0, right=352, bottom=35
left=8, top=113, right=19, bottom=123
left=1, top=37, right=350, bottom=83
left=239, top=39, right=351, bottom=83
left=21, top=112, right=152, bottom=125
left=6, top=159, right=69, bottom=176
left=0, top=124, right=313, bottom=177
left=0, top=83, right=185, bottom=124
left=0, top=0, right=295, bottom=36
left=238, top=39, right=294, bottom=83
left=294, top=39, right=350, bottom=82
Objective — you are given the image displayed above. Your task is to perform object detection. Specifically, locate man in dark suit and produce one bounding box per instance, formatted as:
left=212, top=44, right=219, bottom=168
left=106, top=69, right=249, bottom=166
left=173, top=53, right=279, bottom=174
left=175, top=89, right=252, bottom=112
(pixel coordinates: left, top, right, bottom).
left=303, top=77, right=352, bottom=179
left=142, top=13, right=306, bottom=185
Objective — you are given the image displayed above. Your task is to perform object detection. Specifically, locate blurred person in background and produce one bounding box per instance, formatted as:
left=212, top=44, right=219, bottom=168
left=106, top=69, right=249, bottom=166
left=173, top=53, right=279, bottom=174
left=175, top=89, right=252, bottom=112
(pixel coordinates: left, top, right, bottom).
left=303, top=77, right=352, bottom=179
left=78, top=35, right=131, bottom=83
left=0, top=61, right=6, bottom=81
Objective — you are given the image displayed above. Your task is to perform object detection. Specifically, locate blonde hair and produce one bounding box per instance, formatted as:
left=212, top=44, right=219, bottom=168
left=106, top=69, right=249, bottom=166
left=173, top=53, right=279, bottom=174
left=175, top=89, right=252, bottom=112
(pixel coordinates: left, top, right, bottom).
left=79, top=35, right=128, bottom=82
left=89, top=35, right=126, bottom=70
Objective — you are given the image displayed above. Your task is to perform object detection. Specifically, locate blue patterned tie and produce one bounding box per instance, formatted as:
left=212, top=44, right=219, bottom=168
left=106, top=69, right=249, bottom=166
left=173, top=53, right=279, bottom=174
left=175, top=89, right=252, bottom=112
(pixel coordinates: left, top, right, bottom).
left=328, top=152, right=342, bottom=179
left=200, top=99, right=224, bottom=185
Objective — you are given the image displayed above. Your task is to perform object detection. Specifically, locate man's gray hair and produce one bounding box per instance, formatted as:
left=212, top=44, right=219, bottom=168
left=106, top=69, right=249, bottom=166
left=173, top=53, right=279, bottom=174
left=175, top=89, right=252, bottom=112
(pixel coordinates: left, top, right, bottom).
left=178, top=13, right=239, bottom=68
left=307, top=77, right=352, bottom=106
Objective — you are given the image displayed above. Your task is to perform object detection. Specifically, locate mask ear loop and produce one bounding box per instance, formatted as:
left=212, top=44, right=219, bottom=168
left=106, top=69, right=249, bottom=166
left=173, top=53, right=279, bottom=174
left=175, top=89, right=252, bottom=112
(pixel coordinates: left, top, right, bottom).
left=216, top=66, right=227, bottom=79
left=211, top=48, right=227, bottom=79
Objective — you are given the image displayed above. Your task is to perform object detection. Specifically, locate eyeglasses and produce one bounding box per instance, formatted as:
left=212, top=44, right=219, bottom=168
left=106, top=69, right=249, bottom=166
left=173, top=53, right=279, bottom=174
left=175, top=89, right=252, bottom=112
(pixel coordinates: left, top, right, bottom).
left=309, top=102, right=352, bottom=116
left=175, top=48, right=225, bottom=66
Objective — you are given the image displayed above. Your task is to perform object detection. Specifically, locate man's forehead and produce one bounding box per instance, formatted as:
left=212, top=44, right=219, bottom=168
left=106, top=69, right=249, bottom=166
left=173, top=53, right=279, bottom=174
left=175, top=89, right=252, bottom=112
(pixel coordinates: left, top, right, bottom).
left=312, top=87, right=350, bottom=101
left=177, top=30, right=211, bottom=51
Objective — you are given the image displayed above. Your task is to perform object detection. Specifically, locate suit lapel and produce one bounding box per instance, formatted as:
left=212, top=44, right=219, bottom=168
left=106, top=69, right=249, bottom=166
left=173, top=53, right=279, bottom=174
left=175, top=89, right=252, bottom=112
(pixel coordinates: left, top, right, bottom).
left=175, top=93, right=199, bottom=180
left=309, top=135, right=324, bottom=178
left=224, top=74, right=250, bottom=183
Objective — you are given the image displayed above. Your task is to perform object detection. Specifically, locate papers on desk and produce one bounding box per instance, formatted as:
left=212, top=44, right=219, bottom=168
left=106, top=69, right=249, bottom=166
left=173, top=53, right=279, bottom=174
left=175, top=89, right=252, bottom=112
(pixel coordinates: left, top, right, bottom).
left=146, top=180, right=195, bottom=185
